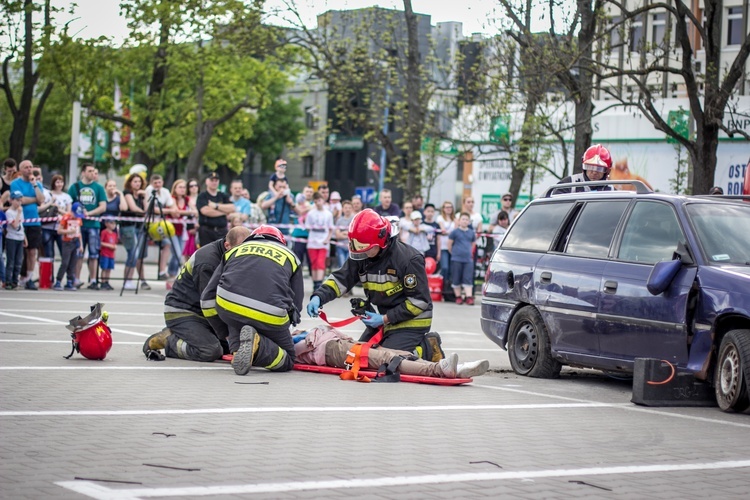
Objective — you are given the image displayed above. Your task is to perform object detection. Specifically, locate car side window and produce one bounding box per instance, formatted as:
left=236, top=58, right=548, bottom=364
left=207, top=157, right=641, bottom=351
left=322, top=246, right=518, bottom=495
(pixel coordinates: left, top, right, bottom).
left=617, top=201, right=684, bottom=264
left=501, top=202, right=575, bottom=252
left=565, top=201, right=628, bottom=258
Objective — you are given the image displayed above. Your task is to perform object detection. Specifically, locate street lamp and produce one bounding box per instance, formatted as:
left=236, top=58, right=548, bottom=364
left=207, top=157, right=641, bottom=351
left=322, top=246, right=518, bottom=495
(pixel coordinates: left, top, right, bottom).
left=378, top=66, right=391, bottom=195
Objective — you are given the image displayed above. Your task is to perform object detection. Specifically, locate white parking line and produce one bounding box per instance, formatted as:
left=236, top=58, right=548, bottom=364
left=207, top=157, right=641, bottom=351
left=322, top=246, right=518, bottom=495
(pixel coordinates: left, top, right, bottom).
left=0, top=297, right=158, bottom=306
left=0, top=340, right=143, bottom=345
left=475, top=384, right=750, bottom=429
left=1, top=403, right=612, bottom=417
left=56, top=459, right=750, bottom=498
left=0, top=311, right=149, bottom=338
left=0, top=309, right=163, bottom=317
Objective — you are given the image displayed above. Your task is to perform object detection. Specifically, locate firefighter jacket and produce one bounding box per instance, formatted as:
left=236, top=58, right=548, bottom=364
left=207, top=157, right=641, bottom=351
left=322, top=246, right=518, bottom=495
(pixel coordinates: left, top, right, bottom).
left=164, top=238, right=224, bottom=319
left=313, top=237, right=433, bottom=333
left=200, top=237, right=304, bottom=329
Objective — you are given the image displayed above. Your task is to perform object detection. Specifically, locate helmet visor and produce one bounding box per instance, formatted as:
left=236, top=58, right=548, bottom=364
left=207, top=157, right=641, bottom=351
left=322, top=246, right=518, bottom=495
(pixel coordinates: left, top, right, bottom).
left=583, top=164, right=608, bottom=173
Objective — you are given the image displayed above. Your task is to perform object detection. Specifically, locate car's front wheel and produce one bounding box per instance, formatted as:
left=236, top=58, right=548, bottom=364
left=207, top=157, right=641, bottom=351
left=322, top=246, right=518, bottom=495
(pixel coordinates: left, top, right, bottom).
left=507, top=306, right=561, bottom=378
left=714, top=330, right=750, bottom=413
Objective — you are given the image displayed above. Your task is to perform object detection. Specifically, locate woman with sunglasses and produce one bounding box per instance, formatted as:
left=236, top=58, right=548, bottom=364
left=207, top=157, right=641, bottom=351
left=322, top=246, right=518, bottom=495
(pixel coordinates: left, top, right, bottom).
left=436, top=201, right=456, bottom=280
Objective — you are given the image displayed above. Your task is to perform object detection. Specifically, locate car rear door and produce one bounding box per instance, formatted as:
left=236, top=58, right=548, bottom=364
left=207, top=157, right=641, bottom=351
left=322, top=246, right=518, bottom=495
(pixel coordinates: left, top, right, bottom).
left=597, top=200, right=694, bottom=368
left=535, top=200, right=629, bottom=359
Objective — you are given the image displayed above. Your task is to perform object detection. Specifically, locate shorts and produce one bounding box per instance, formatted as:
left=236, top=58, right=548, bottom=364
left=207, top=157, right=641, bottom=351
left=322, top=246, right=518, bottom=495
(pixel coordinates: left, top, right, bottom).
left=25, top=225, right=43, bottom=249
left=81, top=227, right=101, bottom=259
left=307, top=248, right=328, bottom=271
left=99, top=256, right=115, bottom=270
left=451, top=260, right=474, bottom=287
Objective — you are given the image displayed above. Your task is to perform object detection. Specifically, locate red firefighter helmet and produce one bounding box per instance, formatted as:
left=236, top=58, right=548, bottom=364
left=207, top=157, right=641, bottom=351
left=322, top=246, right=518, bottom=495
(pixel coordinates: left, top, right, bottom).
left=582, top=144, right=612, bottom=173
left=72, top=322, right=113, bottom=360
left=348, top=209, right=391, bottom=260
left=250, top=224, right=286, bottom=245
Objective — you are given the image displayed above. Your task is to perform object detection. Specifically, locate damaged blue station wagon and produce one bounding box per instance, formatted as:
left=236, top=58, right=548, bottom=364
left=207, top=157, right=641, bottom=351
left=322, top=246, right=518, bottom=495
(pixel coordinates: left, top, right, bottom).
left=481, top=181, right=750, bottom=412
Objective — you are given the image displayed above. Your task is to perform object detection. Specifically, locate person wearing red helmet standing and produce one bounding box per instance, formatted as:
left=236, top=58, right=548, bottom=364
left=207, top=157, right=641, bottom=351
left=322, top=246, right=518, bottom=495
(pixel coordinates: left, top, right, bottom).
left=557, top=144, right=614, bottom=193
left=306, top=209, right=441, bottom=359
left=201, top=225, right=304, bottom=375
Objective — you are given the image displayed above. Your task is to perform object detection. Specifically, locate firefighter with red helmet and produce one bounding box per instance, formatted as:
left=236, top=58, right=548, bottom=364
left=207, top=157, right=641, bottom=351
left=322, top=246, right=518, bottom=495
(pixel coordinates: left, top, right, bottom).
left=201, top=225, right=304, bottom=375
left=557, top=144, right=613, bottom=193
left=306, top=209, right=437, bottom=357
left=142, top=226, right=252, bottom=362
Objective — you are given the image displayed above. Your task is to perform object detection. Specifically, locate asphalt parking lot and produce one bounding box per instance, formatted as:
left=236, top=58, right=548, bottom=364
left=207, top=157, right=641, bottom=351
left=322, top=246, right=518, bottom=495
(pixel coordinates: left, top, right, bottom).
left=1, top=276, right=749, bottom=499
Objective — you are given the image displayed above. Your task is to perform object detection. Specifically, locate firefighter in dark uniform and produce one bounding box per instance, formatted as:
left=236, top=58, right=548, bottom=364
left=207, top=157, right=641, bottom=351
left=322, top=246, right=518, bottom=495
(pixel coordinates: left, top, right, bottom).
left=201, top=225, right=304, bottom=375
left=142, top=226, right=252, bottom=361
left=306, top=209, right=436, bottom=356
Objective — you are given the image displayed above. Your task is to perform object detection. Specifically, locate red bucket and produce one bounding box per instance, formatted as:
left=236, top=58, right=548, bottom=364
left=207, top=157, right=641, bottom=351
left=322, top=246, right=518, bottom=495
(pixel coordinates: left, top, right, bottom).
left=428, top=275, right=443, bottom=302
left=38, top=257, right=53, bottom=289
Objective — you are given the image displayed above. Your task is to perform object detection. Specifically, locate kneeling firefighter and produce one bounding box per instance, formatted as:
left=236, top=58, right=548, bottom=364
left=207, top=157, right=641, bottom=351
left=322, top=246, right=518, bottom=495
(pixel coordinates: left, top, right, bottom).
left=307, top=209, right=443, bottom=360
left=201, top=225, right=304, bottom=375
left=143, top=226, right=252, bottom=361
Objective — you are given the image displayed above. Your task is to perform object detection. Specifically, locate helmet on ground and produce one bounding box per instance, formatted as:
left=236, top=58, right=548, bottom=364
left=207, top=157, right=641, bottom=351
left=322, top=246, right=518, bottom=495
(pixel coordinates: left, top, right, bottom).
left=582, top=144, right=612, bottom=173
left=148, top=220, right=176, bottom=242
left=73, top=322, right=113, bottom=360
left=348, top=209, right=391, bottom=260
left=251, top=224, right=286, bottom=245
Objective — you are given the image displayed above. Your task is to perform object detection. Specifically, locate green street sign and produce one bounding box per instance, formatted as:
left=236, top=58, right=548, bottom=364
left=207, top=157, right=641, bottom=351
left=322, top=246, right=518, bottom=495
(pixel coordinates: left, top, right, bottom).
left=481, top=194, right=502, bottom=224
left=328, top=134, right=364, bottom=150
left=490, top=115, right=510, bottom=144
left=667, top=110, right=690, bottom=143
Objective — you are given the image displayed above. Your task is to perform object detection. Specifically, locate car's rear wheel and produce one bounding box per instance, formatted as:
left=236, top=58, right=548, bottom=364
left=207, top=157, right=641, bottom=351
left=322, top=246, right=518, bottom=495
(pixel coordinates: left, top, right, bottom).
left=714, top=330, right=750, bottom=413
left=507, top=306, right=561, bottom=378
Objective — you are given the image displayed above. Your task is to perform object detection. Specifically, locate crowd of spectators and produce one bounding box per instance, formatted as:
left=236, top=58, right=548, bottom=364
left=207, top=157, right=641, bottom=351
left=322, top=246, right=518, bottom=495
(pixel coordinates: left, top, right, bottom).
left=0, top=155, right=517, bottom=292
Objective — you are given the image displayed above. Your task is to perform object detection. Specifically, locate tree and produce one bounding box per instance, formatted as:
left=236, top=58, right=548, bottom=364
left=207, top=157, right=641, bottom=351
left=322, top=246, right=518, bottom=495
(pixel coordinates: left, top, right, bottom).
left=0, top=0, right=55, bottom=161
left=597, top=0, right=750, bottom=194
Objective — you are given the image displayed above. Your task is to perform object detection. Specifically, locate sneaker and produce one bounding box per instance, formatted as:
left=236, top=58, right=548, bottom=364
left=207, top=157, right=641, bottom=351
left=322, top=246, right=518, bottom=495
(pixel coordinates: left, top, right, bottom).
left=232, top=326, right=257, bottom=376
left=4, top=283, right=16, bottom=290
left=87, top=281, right=99, bottom=290
left=438, top=352, right=459, bottom=378
left=123, top=280, right=137, bottom=290
left=53, top=281, right=64, bottom=291
left=25, top=280, right=38, bottom=290
left=64, top=282, right=77, bottom=291
left=158, top=272, right=169, bottom=281
left=140, top=281, right=151, bottom=290
left=142, top=327, right=172, bottom=355
left=457, top=359, right=490, bottom=379
left=455, top=297, right=463, bottom=305
left=74, top=279, right=84, bottom=289
left=465, top=297, right=475, bottom=306
left=100, top=282, right=114, bottom=291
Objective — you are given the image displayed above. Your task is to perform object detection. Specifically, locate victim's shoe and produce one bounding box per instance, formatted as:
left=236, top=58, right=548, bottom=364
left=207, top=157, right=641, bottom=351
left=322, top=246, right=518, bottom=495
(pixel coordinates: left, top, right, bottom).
left=438, top=352, right=459, bottom=378
left=457, top=359, right=490, bottom=379
left=232, top=326, right=258, bottom=376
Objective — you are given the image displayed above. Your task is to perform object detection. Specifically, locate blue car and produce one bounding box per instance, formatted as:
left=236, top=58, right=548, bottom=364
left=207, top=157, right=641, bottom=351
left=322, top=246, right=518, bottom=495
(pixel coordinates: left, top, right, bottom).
left=481, top=181, right=750, bottom=412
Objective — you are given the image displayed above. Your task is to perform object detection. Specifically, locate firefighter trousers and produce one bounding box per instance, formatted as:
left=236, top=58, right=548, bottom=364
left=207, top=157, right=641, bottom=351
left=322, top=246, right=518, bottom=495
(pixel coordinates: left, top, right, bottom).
left=164, top=314, right=225, bottom=362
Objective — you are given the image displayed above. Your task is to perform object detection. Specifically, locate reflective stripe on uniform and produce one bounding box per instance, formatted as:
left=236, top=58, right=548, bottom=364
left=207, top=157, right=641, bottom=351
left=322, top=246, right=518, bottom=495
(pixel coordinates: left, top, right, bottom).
left=202, top=308, right=218, bottom=317
left=216, top=286, right=290, bottom=326
left=265, top=347, right=288, bottom=370
left=406, top=297, right=430, bottom=310
left=322, top=276, right=345, bottom=297
left=384, top=312, right=432, bottom=332
left=360, top=273, right=400, bottom=284
left=404, top=300, right=424, bottom=316
left=176, top=338, right=188, bottom=359
left=164, top=311, right=198, bottom=321
left=363, top=281, right=403, bottom=293
left=200, top=298, right=218, bottom=317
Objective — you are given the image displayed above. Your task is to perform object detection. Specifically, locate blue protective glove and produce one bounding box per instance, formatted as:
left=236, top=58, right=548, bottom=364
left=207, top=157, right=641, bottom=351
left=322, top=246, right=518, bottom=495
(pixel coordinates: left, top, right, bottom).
left=292, top=331, right=309, bottom=344
left=361, top=312, right=385, bottom=328
left=306, top=296, right=321, bottom=317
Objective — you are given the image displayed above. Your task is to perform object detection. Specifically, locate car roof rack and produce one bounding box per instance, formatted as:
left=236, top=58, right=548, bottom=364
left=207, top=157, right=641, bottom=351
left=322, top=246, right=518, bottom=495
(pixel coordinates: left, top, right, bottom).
left=544, top=180, right=653, bottom=198
left=692, top=194, right=750, bottom=201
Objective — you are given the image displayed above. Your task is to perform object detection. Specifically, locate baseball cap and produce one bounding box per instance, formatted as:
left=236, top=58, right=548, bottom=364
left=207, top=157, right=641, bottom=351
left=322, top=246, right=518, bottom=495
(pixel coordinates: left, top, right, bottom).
left=330, top=191, right=341, bottom=201
left=206, top=171, right=220, bottom=181
left=72, top=202, right=86, bottom=219
left=10, top=190, right=23, bottom=200
left=410, top=211, right=423, bottom=220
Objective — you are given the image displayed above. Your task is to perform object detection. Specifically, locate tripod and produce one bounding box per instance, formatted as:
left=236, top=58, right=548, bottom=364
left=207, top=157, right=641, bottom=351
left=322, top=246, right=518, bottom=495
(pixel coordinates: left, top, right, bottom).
left=120, top=192, right=181, bottom=296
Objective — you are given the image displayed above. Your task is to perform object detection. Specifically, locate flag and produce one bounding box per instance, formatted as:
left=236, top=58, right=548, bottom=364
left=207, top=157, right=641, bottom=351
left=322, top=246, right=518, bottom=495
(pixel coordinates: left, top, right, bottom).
left=367, top=158, right=380, bottom=172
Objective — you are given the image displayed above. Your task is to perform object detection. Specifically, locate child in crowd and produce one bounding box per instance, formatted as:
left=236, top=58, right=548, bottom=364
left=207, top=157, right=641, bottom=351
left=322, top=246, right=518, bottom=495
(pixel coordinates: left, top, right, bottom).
left=99, top=218, right=118, bottom=290
left=448, top=212, right=477, bottom=305
left=267, top=159, right=288, bottom=197
left=305, top=191, right=333, bottom=290
left=4, top=191, right=26, bottom=290
left=54, top=202, right=85, bottom=291
left=228, top=212, right=244, bottom=228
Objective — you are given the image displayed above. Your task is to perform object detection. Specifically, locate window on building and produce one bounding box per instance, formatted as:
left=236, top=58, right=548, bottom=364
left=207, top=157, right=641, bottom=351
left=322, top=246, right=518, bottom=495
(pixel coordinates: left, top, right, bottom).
left=305, top=106, right=318, bottom=129
left=630, top=16, right=644, bottom=52
left=302, top=155, right=314, bottom=178
left=609, top=16, right=622, bottom=48
left=727, top=7, right=744, bottom=46
left=652, top=13, right=666, bottom=46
